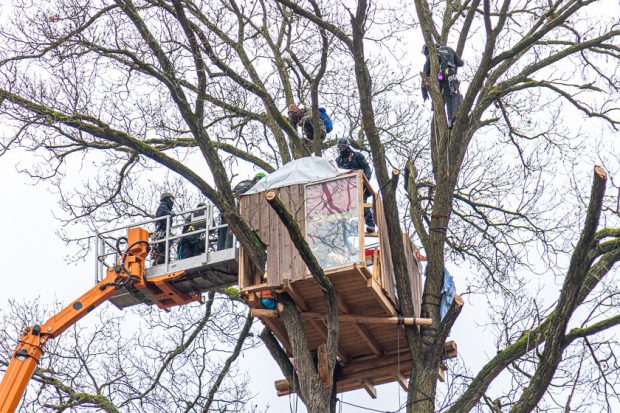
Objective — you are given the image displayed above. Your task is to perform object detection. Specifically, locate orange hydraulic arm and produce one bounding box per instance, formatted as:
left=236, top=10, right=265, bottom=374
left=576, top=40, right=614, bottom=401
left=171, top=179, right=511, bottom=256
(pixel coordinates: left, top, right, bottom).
left=0, top=228, right=150, bottom=413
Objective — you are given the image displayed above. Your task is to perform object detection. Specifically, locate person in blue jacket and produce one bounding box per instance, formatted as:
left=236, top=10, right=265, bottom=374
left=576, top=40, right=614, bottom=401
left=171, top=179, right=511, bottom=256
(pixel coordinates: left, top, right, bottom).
left=301, top=106, right=333, bottom=143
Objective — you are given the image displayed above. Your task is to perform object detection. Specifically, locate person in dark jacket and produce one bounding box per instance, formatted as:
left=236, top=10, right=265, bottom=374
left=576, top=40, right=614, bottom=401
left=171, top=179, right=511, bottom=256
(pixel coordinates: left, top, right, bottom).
left=217, top=172, right=267, bottom=251
left=335, top=138, right=376, bottom=233
left=421, top=44, right=464, bottom=127
left=153, top=192, right=175, bottom=265
left=178, top=203, right=207, bottom=260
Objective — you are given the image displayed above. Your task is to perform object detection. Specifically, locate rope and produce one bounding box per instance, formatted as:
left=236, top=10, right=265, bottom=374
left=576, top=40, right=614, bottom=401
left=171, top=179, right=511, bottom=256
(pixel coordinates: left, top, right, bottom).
left=397, top=320, right=401, bottom=410
left=336, top=398, right=400, bottom=413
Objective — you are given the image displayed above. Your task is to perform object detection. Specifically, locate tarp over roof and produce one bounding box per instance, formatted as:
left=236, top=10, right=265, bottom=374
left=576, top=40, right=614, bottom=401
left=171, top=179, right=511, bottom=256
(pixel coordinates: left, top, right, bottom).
left=244, top=156, right=341, bottom=195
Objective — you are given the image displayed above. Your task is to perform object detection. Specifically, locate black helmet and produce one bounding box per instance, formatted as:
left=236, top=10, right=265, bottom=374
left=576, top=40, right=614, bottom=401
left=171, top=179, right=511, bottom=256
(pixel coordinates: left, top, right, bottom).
left=160, top=192, right=175, bottom=202
left=337, top=138, right=349, bottom=152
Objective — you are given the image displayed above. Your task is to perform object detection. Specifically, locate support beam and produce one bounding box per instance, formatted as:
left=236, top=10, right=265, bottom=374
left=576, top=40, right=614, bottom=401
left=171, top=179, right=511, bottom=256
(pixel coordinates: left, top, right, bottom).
left=438, top=361, right=448, bottom=383
left=366, top=277, right=397, bottom=316
left=307, top=319, right=351, bottom=364
left=284, top=280, right=309, bottom=311
left=444, top=340, right=458, bottom=359
left=362, top=379, right=377, bottom=399
left=261, top=318, right=293, bottom=356
left=251, top=309, right=433, bottom=326
left=395, top=372, right=408, bottom=391
left=337, top=292, right=384, bottom=356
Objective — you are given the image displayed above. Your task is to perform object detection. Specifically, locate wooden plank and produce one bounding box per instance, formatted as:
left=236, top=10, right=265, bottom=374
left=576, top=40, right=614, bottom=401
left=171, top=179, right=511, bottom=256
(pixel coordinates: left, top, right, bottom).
left=375, top=197, right=396, bottom=305
left=402, top=235, right=423, bottom=317
left=291, top=184, right=307, bottom=281
left=261, top=318, right=292, bottom=355
left=337, top=291, right=383, bottom=356
left=245, top=291, right=262, bottom=309
left=239, top=283, right=268, bottom=294
left=357, top=172, right=365, bottom=264
left=395, top=372, right=408, bottom=391
left=284, top=280, right=309, bottom=312
left=438, top=367, right=446, bottom=383
left=238, top=244, right=246, bottom=289
left=260, top=191, right=270, bottom=244
left=367, top=277, right=397, bottom=316
left=279, top=187, right=293, bottom=282
left=307, top=320, right=351, bottom=363
left=362, top=379, right=377, bottom=399
left=444, top=340, right=458, bottom=359
left=267, top=190, right=280, bottom=287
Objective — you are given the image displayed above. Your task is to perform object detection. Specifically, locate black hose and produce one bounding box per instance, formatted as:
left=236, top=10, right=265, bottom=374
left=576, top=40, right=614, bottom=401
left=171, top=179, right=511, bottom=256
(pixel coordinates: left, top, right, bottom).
left=100, top=239, right=152, bottom=290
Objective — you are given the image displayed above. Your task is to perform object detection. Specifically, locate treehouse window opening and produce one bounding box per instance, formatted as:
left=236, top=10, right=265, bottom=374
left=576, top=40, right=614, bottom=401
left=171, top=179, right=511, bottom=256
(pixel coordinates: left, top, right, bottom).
left=305, top=175, right=361, bottom=269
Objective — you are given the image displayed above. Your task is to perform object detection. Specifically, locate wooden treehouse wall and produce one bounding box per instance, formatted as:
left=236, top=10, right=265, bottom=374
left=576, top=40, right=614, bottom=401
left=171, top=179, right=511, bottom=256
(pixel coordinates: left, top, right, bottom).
left=239, top=183, right=308, bottom=289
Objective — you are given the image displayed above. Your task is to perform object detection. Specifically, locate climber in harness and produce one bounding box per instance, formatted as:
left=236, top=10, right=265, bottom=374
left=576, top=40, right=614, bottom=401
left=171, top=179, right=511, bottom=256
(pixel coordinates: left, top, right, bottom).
left=177, top=203, right=207, bottom=260
left=421, top=44, right=464, bottom=128
left=217, top=172, right=267, bottom=251
left=335, top=138, right=376, bottom=233
left=152, top=192, right=175, bottom=265
left=286, top=103, right=333, bottom=145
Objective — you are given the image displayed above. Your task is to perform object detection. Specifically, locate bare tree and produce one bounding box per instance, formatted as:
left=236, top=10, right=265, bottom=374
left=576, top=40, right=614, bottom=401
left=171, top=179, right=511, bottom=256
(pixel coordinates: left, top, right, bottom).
left=0, top=0, right=619, bottom=412
left=0, top=294, right=258, bottom=412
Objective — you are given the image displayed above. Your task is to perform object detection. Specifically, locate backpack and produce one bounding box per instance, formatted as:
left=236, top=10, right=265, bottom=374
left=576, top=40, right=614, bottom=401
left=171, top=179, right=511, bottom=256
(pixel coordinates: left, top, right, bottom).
left=319, top=107, right=333, bottom=133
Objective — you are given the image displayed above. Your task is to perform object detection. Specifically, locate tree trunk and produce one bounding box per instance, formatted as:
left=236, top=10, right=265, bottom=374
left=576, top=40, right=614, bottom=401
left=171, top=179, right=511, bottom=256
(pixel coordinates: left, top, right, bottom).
left=408, top=358, right=440, bottom=413
left=303, top=381, right=336, bottom=413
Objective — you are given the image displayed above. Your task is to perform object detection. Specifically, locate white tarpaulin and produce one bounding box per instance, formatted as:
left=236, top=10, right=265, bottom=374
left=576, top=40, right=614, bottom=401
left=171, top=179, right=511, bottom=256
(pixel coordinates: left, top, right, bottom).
left=244, top=156, right=342, bottom=195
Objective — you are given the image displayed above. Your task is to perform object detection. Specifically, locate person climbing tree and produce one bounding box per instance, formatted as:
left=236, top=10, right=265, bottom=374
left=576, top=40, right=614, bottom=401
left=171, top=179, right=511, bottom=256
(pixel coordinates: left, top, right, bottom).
left=153, top=192, right=175, bottom=265
left=334, top=138, right=376, bottom=233
left=301, top=106, right=333, bottom=143
left=421, top=44, right=464, bottom=128
left=286, top=103, right=333, bottom=145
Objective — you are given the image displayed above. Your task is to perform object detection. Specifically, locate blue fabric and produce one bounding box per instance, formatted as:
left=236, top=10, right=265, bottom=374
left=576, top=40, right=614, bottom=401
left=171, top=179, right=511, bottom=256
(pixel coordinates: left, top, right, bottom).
left=440, top=268, right=456, bottom=320
left=319, top=107, right=333, bottom=133
left=261, top=298, right=277, bottom=310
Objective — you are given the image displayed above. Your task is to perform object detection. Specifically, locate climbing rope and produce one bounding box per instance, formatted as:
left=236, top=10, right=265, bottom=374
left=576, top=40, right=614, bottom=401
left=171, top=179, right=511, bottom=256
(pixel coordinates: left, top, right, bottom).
left=336, top=398, right=403, bottom=413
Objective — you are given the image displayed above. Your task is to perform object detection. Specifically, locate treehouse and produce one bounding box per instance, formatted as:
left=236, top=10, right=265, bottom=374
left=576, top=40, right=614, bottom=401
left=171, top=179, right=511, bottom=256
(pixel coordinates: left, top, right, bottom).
left=237, top=157, right=444, bottom=398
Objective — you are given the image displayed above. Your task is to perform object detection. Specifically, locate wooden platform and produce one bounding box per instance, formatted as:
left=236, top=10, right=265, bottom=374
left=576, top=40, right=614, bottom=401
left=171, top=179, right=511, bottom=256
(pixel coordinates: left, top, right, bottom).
left=248, top=264, right=405, bottom=361
left=275, top=349, right=414, bottom=397
left=109, top=248, right=238, bottom=309
left=245, top=261, right=422, bottom=397
left=238, top=173, right=436, bottom=397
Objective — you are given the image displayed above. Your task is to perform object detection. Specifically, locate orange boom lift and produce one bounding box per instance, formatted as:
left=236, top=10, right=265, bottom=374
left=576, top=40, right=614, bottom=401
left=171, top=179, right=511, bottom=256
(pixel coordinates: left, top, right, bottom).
left=0, top=228, right=199, bottom=413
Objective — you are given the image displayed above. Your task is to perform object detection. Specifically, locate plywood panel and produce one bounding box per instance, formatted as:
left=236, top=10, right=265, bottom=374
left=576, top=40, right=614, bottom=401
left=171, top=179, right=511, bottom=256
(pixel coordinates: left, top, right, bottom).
left=375, top=198, right=397, bottom=304
left=278, top=187, right=293, bottom=282
left=402, top=235, right=423, bottom=317
left=291, top=184, right=307, bottom=282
